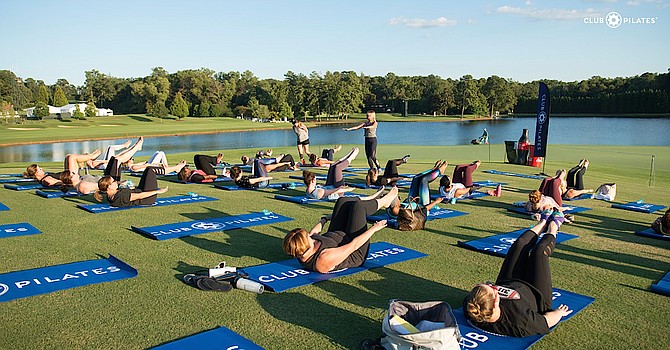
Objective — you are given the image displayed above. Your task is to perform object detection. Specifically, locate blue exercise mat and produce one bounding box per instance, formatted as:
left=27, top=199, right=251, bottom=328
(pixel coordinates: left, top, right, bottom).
left=367, top=207, right=469, bottom=229
left=132, top=212, right=293, bottom=240
left=215, top=182, right=304, bottom=191
left=472, top=180, right=508, bottom=187
left=4, top=183, right=46, bottom=191
left=36, top=189, right=83, bottom=198
left=240, top=242, right=426, bottom=292
left=343, top=167, right=380, bottom=173
left=457, top=228, right=579, bottom=257
left=274, top=193, right=365, bottom=205
left=483, top=169, right=547, bottom=180
left=651, top=271, right=670, bottom=296
left=0, top=177, right=36, bottom=183
left=288, top=173, right=356, bottom=181
left=348, top=180, right=412, bottom=189
left=430, top=191, right=489, bottom=202
left=0, top=254, right=137, bottom=303
left=453, top=288, right=594, bottom=349
left=0, top=202, right=8, bottom=211
left=564, top=193, right=594, bottom=201
left=611, top=202, right=666, bottom=214
left=152, top=326, right=263, bottom=350
left=0, top=223, right=41, bottom=239
left=635, top=228, right=670, bottom=241
left=78, top=195, right=218, bottom=213
left=0, top=173, right=22, bottom=178
left=507, top=205, right=591, bottom=216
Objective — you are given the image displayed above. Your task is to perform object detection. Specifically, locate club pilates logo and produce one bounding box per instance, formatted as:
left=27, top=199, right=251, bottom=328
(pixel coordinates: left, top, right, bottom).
left=584, top=11, right=657, bottom=28
left=191, top=222, right=226, bottom=230
left=538, top=111, right=547, bottom=124
left=0, top=283, right=9, bottom=297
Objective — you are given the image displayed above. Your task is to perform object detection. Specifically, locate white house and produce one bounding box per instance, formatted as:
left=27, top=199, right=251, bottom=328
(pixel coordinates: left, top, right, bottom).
left=25, top=104, right=114, bottom=118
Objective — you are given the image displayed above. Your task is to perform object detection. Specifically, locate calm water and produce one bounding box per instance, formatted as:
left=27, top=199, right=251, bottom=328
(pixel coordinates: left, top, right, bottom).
left=1, top=117, right=669, bottom=163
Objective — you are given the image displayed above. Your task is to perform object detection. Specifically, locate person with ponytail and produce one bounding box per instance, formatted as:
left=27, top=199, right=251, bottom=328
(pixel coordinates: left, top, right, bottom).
left=462, top=210, right=573, bottom=337
left=94, top=166, right=168, bottom=207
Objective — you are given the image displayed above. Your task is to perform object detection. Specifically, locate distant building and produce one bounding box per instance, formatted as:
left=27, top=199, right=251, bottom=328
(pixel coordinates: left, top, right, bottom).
left=366, top=104, right=393, bottom=113
left=25, top=104, right=114, bottom=118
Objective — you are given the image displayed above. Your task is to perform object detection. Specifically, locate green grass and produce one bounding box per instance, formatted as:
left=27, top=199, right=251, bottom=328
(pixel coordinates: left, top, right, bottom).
left=0, top=144, right=669, bottom=349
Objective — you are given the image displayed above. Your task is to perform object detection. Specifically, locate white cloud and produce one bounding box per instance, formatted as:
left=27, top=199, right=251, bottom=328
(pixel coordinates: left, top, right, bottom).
left=627, top=0, right=669, bottom=7
left=389, top=17, right=458, bottom=28
left=496, top=6, right=602, bottom=20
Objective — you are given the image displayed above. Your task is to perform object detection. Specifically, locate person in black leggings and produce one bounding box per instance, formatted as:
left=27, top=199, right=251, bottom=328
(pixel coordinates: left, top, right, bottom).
left=343, top=110, right=380, bottom=170
left=178, top=154, right=223, bottom=183
left=304, top=148, right=359, bottom=199
left=282, top=187, right=399, bottom=273
left=95, top=167, right=168, bottom=207
left=366, top=155, right=410, bottom=187
left=463, top=210, right=573, bottom=337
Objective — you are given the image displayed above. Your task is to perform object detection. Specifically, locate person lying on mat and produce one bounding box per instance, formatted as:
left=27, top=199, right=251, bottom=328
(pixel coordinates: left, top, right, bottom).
left=282, top=186, right=398, bottom=273
left=556, top=161, right=594, bottom=199
left=303, top=147, right=358, bottom=200
left=241, top=154, right=299, bottom=172
left=229, top=160, right=273, bottom=189
left=651, top=208, right=670, bottom=236
left=307, top=145, right=343, bottom=167
left=438, top=175, right=475, bottom=201
left=60, top=138, right=157, bottom=194
left=383, top=160, right=447, bottom=217
left=95, top=167, right=169, bottom=207
left=524, top=190, right=574, bottom=223
left=86, top=138, right=143, bottom=169
left=463, top=210, right=573, bottom=337
left=365, top=155, right=410, bottom=187
left=177, top=153, right=226, bottom=183
left=23, top=144, right=128, bottom=187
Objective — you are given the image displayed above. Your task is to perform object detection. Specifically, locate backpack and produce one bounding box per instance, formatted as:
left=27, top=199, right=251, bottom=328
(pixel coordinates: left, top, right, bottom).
left=594, top=183, right=616, bottom=201
left=378, top=300, right=461, bottom=350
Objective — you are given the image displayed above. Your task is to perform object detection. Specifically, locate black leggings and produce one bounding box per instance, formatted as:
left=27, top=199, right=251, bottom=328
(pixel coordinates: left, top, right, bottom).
left=325, top=158, right=350, bottom=188
left=567, top=166, right=586, bottom=190
left=496, top=229, right=556, bottom=311
left=321, top=149, right=335, bottom=161
left=327, top=197, right=379, bottom=267
left=136, top=167, right=162, bottom=205
left=193, top=154, right=218, bottom=175
left=379, top=159, right=402, bottom=186
left=104, top=156, right=122, bottom=181
left=271, top=154, right=296, bottom=172
left=364, top=137, right=380, bottom=169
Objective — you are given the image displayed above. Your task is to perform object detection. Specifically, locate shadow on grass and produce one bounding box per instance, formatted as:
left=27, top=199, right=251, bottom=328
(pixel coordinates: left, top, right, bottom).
left=128, top=115, right=154, bottom=122
left=256, top=267, right=466, bottom=348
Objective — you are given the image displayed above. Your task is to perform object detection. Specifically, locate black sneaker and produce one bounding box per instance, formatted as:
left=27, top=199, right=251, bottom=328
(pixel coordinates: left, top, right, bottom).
left=401, top=155, right=411, bottom=164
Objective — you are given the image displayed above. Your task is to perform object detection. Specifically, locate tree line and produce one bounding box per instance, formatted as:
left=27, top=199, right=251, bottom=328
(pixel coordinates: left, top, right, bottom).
left=1, top=68, right=668, bottom=120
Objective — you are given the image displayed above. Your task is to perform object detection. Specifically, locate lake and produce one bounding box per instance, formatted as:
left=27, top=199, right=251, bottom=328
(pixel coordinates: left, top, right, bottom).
left=1, top=117, right=669, bottom=163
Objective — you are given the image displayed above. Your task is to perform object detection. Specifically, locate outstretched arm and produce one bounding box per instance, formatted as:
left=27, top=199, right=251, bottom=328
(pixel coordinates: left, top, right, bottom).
left=249, top=176, right=273, bottom=184
left=424, top=197, right=444, bottom=211
left=129, top=187, right=168, bottom=201
left=315, top=220, right=387, bottom=273
left=543, top=304, right=573, bottom=328
left=343, top=122, right=366, bottom=131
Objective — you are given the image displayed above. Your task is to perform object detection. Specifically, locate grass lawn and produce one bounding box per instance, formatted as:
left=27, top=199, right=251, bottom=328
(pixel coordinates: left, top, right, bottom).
left=0, top=144, right=668, bottom=349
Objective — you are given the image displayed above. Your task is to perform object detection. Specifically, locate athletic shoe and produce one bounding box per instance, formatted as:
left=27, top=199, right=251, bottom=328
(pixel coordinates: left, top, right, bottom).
left=550, top=210, right=566, bottom=226
left=540, top=209, right=553, bottom=221
left=401, top=154, right=411, bottom=164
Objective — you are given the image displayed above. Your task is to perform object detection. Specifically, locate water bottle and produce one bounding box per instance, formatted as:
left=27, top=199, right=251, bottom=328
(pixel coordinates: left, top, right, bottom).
left=261, top=209, right=272, bottom=215
left=233, top=277, right=264, bottom=294
left=187, top=191, right=198, bottom=197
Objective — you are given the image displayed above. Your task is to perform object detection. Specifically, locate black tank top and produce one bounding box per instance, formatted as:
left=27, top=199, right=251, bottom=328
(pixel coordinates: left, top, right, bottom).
left=300, top=231, right=361, bottom=272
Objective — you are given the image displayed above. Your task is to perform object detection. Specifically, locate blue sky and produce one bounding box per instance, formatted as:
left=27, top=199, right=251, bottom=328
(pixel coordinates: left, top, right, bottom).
left=1, top=0, right=668, bottom=85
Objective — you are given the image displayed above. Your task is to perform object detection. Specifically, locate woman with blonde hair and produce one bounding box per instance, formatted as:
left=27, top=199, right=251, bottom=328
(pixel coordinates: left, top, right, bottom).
left=463, top=210, right=573, bottom=337
left=282, top=186, right=398, bottom=273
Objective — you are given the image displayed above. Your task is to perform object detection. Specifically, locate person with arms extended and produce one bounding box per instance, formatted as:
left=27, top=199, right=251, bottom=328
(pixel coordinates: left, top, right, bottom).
left=95, top=166, right=169, bottom=207
left=463, top=209, right=573, bottom=337
left=292, top=118, right=310, bottom=164
left=343, top=110, right=380, bottom=170
left=282, top=187, right=398, bottom=273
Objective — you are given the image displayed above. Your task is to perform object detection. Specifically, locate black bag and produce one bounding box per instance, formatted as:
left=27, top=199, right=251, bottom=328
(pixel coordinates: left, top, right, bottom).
left=397, top=197, right=427, bottom=231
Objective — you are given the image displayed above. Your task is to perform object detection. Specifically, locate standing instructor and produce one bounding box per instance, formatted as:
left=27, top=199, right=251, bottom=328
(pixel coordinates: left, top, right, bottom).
left=343, top=110, right=380, bottom=170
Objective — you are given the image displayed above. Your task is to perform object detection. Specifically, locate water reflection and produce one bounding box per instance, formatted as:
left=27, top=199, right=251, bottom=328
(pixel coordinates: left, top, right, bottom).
left=1, top=117, right=669, bottom=163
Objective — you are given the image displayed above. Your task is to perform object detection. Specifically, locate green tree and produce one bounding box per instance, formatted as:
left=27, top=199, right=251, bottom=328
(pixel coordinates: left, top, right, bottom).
left=34, top=101, right=49, bottom=119
left=73, top=104, right=85, bottom=119
left=37, top=84, right=49, bottom=104
left=456, top=75, right=487, bottom=117
left=170, top=92, right=189, bottom=119
left=85, top=102, right=97, bottom=118
left=196, top=101, right=211, bottom=117
left=482, top=75, right=516, bottom=116
left=52, top=86, right=68, bottom=107
left=279, top=101, right=293, bottom=121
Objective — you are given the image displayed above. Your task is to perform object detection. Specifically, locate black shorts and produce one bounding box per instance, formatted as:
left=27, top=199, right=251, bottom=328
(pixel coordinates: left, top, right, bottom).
left=297, top=139, right=310, bottom=146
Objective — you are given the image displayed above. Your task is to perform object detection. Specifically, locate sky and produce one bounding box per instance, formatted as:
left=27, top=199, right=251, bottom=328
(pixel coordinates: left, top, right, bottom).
left=1, top=0, right=668, bottom=86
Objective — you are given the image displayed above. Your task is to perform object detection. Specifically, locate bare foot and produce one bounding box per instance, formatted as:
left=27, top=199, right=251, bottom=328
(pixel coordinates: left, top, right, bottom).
left=438, top=160, right=448, bottom=174
left=122, top=139, right=132, bottom=148
left=216, top=153, right=224, bottom=164
left=333, top=145, right=342, bottom=153
left=377, top=186, right=399, bottom=209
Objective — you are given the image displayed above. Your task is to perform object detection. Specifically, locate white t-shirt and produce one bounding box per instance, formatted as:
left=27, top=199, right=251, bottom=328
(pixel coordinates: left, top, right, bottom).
left=439, top=183, right=466, bottom=200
